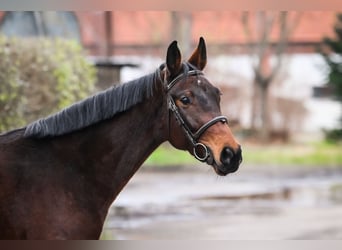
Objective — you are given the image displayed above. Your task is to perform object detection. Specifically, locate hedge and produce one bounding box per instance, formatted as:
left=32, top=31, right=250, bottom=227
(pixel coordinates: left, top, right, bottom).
left=0, top=36, right=96, bottom=132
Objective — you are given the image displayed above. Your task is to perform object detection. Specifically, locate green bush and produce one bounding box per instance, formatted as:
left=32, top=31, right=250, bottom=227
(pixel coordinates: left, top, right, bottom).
left=323, top=128, right=342, bottom=143
left=0, top=36, right=96, bottom=132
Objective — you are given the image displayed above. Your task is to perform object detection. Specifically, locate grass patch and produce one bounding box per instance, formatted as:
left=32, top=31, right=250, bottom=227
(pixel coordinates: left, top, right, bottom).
left=145, top=143, right=196, bottom=167
left=145, top=141, right=342, bottom=168
left=243, top=141, right=342, bottom=167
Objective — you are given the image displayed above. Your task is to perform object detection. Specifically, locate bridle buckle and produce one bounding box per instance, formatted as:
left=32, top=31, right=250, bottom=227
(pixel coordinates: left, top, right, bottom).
left=193, top=143, right=210, bottom=162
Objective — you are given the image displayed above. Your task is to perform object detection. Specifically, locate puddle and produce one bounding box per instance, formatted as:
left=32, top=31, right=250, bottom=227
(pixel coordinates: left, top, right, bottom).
left=193, top=187, right=292, bottom=201
left=330, top=183, right=342, bottom=203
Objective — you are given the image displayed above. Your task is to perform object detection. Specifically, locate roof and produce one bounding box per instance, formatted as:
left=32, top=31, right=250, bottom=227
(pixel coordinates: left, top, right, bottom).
left=77, top=11, right=337, bottom=45
left=0, top=11, right=339, bottom=54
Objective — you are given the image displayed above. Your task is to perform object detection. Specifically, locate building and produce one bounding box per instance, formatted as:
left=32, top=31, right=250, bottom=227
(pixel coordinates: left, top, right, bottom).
left=0, top=11, right=340, bottom=135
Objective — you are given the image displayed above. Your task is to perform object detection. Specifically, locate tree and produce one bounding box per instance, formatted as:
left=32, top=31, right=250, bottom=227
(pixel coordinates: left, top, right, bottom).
left=321, top=13, right=342, bottom=127
left=241, top=11, right=301, bottom=141
left=170, top=12, right=192, bottom=56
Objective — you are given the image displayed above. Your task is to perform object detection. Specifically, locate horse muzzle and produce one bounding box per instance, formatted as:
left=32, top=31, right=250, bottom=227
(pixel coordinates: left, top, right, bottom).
left=206, top=145, right=242, bottom=176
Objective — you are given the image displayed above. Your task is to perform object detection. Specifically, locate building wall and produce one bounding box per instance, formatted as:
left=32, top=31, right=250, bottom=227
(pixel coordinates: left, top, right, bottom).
left=0, top=11, right=340, bottom=134
left=79, top=11, right=337, bottom=55
left=0, top=11, right=338, bottom=55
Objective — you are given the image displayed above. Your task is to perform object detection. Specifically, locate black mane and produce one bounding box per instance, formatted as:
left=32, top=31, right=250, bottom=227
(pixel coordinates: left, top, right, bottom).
left=24, top=70, right=159, bottom=138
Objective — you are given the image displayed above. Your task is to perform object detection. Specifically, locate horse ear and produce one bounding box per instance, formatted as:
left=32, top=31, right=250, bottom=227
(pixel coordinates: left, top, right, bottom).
left=188, top=37, right=207, bottom=70
left=166, top=40, right=182, bottom=76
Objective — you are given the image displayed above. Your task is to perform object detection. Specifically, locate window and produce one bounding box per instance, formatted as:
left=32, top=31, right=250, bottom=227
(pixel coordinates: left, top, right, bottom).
left=312, top=85, right=334, bottom=98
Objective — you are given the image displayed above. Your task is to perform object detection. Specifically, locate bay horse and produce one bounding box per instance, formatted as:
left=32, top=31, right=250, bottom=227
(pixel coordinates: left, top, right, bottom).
left=0, top=37, right=242, bottom=239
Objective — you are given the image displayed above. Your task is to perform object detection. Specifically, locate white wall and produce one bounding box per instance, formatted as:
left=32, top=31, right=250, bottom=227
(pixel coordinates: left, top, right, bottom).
left=118, top=54, right=341, bottom=133
left=207, top=54, right=341, bottom=133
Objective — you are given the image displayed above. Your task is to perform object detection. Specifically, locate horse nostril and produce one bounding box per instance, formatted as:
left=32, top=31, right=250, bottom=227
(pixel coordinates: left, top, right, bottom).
left=220, top=147, right=234, bottom=166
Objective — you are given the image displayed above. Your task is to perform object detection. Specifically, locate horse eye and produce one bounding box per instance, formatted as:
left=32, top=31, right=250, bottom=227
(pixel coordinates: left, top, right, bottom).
left=180, top=96, right=191, bottom=105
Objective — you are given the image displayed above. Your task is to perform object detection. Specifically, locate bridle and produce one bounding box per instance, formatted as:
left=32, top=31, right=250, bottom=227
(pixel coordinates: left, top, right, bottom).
left=162, top=63, right=228, bottom=163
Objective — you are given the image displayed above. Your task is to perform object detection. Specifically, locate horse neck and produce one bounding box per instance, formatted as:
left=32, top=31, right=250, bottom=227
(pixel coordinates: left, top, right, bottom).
left=62, top=82, right=168, bottom=202
left=104, top=94, right=167, bottom=193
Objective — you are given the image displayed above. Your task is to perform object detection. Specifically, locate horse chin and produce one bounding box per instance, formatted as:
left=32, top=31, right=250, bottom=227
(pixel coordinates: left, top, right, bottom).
left=210, top=160, right=240, bottom=176
left=211, top=162, right=229, bottom=176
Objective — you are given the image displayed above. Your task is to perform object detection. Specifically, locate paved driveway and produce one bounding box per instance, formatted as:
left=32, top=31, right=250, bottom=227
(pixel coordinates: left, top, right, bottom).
left=101, top=165, right=342, bottom=240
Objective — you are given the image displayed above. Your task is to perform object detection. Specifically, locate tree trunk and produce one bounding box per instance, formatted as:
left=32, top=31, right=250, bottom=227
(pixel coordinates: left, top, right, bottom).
left=259, top=81, right=270, bottom=142
left=104, top=11, right=113, bottom=58
left=242, top=11, right=302, bottom=141
left=250, top=78, right=260, bottom=130
left=171, top=12, right=192, bottom=56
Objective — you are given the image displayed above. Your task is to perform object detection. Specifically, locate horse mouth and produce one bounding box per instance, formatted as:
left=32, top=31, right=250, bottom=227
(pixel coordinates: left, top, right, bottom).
left=212, top=162, right=239, bottom=176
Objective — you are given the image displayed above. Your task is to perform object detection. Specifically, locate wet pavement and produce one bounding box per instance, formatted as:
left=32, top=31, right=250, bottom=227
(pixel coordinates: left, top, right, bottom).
left=101, top=164, right=342, bottom=240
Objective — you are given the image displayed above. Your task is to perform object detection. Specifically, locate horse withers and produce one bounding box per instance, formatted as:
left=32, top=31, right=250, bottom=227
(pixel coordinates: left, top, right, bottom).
left=0, top=37, right=242, bottom=239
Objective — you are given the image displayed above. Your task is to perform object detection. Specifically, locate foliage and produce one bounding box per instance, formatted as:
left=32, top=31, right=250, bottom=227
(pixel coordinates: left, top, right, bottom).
left=323, top=128, right=342, bottom=143
left=320, top=13, right=342, bottom=126
left=0, top=41, right=25, bottom=131
left=0, top=36, right=96, bottom=132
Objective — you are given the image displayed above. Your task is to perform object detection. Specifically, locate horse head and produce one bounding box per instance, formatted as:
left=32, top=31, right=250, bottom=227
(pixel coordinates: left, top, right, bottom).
left=162, top=37, right=242, bottom=176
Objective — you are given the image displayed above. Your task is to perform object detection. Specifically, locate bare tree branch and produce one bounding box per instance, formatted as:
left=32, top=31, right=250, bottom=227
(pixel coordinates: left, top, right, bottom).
left=268, top=12, right=302, bottom=82
left=241, top=11, right=256, bottom=67
left=253, top=11, right=277, bottom=84
left=240, top=11, right=302, bottom=140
